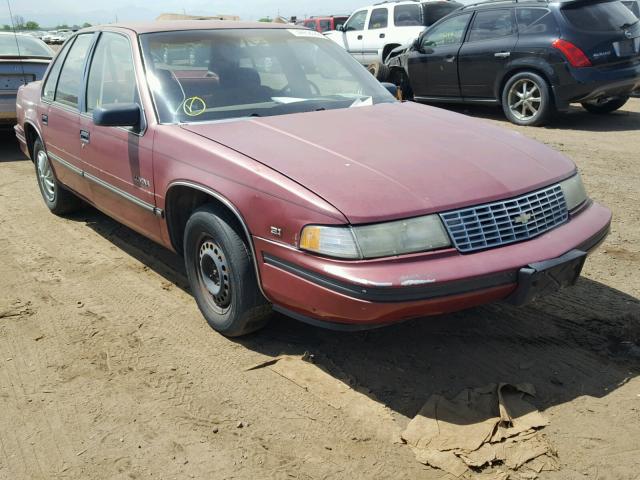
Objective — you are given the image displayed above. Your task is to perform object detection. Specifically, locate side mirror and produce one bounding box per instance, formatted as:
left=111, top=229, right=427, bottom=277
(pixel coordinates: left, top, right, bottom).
left=93, top=103, right=141, bottom=128
left=412, top=38, right=423, bottom=53
left=380, top=82, right=398, bottom=97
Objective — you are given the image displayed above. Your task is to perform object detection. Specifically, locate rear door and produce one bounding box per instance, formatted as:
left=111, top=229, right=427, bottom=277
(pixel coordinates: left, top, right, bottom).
left=408, top=13, right=472, bottom=98
left=558, top=0, right=640, bottom=67
left=341, top=9, right=369, bottom=62
left=458, top=8, right=518, bottom=99
left=79, top=31, right=161, bottom=241
left=362, top=6, right=390, bottom=64
left=42, top=33, right=95, bottom=198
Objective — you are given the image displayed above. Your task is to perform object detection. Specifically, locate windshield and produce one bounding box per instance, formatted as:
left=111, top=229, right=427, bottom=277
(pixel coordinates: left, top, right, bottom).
left=140, top=28, right=395, bottom=124
left=0, top=34, right=53, bottom=57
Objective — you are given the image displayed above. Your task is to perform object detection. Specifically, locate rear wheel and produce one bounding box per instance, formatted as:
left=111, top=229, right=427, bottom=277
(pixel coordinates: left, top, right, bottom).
left=581, top=96, right=629, bottom=114
left=390, top=68, right=413, bottom=101
left=33, top=139, right=82, bottom=215
left=501, top=72, right=554, bottom=126
left=184, top=205, right=271, bottom=337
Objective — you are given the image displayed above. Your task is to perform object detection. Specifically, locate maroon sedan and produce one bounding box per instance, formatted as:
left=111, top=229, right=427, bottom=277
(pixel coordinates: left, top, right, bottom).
left=14, top=21, right=611, bottom=336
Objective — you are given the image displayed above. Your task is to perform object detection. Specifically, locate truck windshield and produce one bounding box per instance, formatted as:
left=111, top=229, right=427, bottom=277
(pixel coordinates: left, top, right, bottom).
left=139, top=28, right=395, bottom=124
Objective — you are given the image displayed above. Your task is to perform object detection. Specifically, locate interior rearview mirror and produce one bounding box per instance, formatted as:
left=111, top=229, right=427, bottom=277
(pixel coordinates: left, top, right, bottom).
left=93, top=103, right=141, bottom=129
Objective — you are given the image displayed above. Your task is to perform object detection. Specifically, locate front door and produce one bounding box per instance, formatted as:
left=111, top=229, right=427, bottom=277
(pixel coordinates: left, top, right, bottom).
left=458, top=9, right=518, bottom=99
left=407, top=13, right=472, bottom=98
left=341, top=9, right=369, bottom=62
left=79, top=31, right=162, bottom=243
left=42, top=33, right=95, bottom=199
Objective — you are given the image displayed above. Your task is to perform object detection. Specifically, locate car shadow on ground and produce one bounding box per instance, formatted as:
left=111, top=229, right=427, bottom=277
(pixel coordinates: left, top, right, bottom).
left=436, top=102, right=640, bottom=133
left=73, top=205, right=640, bottom=422
left=0, top=127, right=28, bottom=163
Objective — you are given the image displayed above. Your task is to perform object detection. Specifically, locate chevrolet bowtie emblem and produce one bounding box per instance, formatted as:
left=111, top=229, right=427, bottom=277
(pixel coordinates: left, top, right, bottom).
left=514, top=212, right=533, bottom=225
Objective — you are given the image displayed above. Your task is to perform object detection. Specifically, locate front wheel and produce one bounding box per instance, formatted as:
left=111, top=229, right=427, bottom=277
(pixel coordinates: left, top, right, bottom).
left=184, top=205, right=271, bottom=337
left=581, top=96, right=629, bottom=114
left=501, top=72, right=554, bottom=126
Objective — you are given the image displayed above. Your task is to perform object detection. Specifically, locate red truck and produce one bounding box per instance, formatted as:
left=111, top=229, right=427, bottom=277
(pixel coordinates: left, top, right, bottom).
left=302, top=16, right=349, bottom=33
left=15, top=21, right=611, bottom=336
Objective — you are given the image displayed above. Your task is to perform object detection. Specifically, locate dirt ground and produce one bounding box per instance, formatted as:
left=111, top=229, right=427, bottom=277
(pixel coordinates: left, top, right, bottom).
left=0, top=99, right=639, bottom=480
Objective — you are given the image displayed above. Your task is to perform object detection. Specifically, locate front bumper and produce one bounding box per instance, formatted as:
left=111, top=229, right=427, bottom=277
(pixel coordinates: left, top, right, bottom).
left=554, top=61, right=640, bottom=108
left=256, top=201, right=611, bottom=328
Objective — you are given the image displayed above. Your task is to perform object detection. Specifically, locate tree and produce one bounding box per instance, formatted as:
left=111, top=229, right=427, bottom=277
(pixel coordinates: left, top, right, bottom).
left=258, top=17, right=272, bottom=22
left=2, top=25, right=11, bottom=31
left=82, top=22, right=92, bottom=28
left=12, top=15, right=25, bottom=29
left=25, top=21, right=40, bottom=30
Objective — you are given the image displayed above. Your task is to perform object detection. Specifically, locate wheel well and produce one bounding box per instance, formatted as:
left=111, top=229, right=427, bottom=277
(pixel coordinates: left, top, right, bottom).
left=23, top=122, right=39, bottom=161
left=382, top=44, right=401, bottom=62
left=165, top=185, right=249, bottom=256
left=498, top=68, right=554, bottom=106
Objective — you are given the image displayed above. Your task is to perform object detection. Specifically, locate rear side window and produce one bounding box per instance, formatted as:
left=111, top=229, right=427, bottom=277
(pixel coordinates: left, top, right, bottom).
left=54, top=34, right=94, bottom=108
left=516, top=8, right=559, bottom=34
left=423, top=3, right=463, bottom=27
left=394, top=4, right=423, bottom=26
left=562, top=1, right=638, bottom=32
left=369, top=8, right=389, bottom=29
left=42, top=39, right=73, bottom=101
left=86, top=33, right=138, bottom=113
left=468, top=9, right=515, bottom=42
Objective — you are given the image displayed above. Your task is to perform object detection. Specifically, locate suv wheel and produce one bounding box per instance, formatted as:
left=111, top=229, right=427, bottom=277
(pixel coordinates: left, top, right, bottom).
left=367, top=61, right=390, bottom=82
left=581, top=96, right=629, bottom=114
left=33, top=138, right=82, bottom=215
left=501, top=72, right=554, bottom=126
left=184, top=204, right=271, bottom=337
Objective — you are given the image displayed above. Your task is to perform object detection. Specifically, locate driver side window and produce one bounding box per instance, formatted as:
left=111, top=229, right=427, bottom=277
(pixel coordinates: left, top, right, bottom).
left=344, top=10, right=368, bottom=31
left=421, top=13, right=471, bottom=48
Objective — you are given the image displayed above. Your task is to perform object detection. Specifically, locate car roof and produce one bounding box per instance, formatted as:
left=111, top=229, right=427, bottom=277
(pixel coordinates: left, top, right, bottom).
left=87, top=20, right=302, bottom=35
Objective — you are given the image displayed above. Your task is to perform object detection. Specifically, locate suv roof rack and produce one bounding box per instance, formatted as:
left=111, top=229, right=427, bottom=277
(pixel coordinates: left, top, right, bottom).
left=460, top=0, right=548, bottom=9
left=373, top=0, right=419, bottom=5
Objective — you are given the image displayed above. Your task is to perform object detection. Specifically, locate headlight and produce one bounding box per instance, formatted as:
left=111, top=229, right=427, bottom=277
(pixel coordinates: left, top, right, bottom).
left=299, top=215, right=451, bottom=259
left=560, top=173, right=588, bottom=211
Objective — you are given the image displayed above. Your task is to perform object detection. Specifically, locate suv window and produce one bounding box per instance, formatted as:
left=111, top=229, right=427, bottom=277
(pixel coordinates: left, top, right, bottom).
left=54, top=34, right=94, bottom=109
left=86, top=33, right=138, bottom=113
left=42, top=39, right=73, bottom=101
left=562, top=1, right=638, bottom=32
left=516, top=8, right=558, bottom=34
left=319, top=19, right=331, bottom=32
left=422, top=13, right=471, bottom=47
left=304, top=20, right=316, bottom=29
left=423, top=3, right=464, bottom=27
left=394, top=4, right=423, bottom=26
left=344, top=10, right=368, bottom=31
left=369, top=8, right=389, bottom=29
left=468, top=9, right=515, bottom=43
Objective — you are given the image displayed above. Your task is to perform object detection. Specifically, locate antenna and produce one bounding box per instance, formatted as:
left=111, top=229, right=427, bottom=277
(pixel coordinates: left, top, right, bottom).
left=5, top=0, right=27, bottom=86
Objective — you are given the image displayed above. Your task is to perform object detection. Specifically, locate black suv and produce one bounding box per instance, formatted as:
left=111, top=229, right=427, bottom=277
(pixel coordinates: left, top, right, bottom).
left=384, top=0, right=640, bottom=125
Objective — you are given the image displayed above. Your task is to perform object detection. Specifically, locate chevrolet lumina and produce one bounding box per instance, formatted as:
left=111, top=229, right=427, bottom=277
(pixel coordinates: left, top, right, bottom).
left=14, top=22, right=612, bottom=336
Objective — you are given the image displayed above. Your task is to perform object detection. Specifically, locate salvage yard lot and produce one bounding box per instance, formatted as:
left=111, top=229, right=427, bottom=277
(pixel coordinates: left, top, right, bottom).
left=0, top=100, right=639, bottom=479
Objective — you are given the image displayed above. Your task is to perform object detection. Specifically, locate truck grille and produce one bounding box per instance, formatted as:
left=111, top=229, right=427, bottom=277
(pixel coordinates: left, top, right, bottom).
left=440, top=184, right=568, bottom=253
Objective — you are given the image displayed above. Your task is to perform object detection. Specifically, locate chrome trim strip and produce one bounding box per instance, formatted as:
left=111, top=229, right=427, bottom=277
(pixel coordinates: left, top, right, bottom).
left=166, top=180, right=270, bottom=300
left=48, top=151, right=163, bottom=217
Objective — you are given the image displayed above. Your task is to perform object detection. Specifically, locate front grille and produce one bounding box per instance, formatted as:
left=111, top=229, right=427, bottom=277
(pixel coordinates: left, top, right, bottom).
left=440, top=184, right=568, bottom=253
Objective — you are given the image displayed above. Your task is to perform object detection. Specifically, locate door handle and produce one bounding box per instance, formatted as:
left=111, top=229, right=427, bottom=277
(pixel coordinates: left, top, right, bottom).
left=494, top=51, right=511, bottom=58
left=41, top=114, right=48, bottom=125
left=357, top=35, right=363, bottom=40
left=80, top=130, right=90, bottom=144
left=379, top=33, right=385, bottom=39
left=445, top=55, right=456, bottom=63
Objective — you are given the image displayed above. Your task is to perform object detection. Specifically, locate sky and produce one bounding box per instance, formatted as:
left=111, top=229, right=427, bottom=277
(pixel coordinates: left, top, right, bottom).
left=1, top=0, right=375, bottom=26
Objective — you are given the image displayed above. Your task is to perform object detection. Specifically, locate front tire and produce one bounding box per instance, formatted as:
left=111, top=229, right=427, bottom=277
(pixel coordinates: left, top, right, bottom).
left=367, top=61, right=390, bottom=82
left=33, top=138, right=82, bottom=215
left=501, top=72, right=554, bottom=126
left=581, top=96, right=629, bottom=114
left=184, top=205, right=271, bottom=337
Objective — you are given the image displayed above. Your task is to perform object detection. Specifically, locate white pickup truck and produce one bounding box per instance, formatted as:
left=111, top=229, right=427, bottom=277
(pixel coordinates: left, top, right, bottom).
left=325, top=0, right=461, bottom=65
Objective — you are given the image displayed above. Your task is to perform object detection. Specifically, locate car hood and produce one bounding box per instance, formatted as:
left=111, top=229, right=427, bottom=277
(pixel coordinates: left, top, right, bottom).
left=181, top=102, right=575, bottom=224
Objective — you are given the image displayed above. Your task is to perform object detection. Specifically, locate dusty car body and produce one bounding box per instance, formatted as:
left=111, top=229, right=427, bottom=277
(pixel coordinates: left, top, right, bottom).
left=14, top=21, right=611, bottom=336
left=1, top=32, right=52, bottom=124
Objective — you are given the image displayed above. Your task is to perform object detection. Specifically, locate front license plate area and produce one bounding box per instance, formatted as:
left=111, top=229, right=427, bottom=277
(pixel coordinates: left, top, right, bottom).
left=507, top=249, right=587, bottom=306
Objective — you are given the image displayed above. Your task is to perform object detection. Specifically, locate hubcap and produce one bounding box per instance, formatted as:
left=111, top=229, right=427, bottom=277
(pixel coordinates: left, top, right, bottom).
left=198, top=239, right=231, bottom=310
left=508, top=79, right=542, bottom=121
left=36, top=150, right=56, bottom=202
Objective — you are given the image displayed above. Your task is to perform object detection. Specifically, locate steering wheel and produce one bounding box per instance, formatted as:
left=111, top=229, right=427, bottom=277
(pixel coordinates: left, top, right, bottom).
left=279, top=80, right=321, bottom=97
